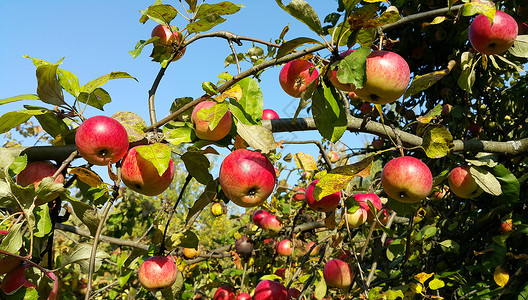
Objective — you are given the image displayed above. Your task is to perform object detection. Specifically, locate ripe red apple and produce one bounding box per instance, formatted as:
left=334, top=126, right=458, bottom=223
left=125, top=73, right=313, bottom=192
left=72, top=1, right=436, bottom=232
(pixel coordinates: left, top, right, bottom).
left=328, top=151, right=339, bottom=163
left=138, top=256, right=178, bottom=291
left=183, top=247, right=200, bottom=259
left=75, top=116, right=129, bottom=166
left=354, top=193, right=382, bottom=223
left=448, top=166, right=483, bottom=199
left=254, top=280, right=289, bottom=300
left=381, top=156, right=433, bottom=203
left=328, top=49, right=355, bottom=92
left=305, top=241, right=320, bottom=256
left=262, top=109, right=279, bottom=120
left=252, top=209, right=271, bottom=228
left=353, top=50, right=410, bottom=105
left=274, top=268, right=286, bottom=280
left=0, top=231, right=21, bottom=275
left=305, top=179, right=341, bottom=212
left=235, top=236, right=254, bottom=256
left=360, top=103, right=373, bottom=115
left=323, top=259, right=353, bottom=289
left=276, top=240, right=294, bottom=257
left=337, top=250, right=352, bottom=261
left=214, top=285, right=235, bottom=300
left=346, top=206, right=368, bottom=228
left=151, top=24, right=186, bottom=61
left=236, top=292, right=252, bottom=300
left=500, top=219, right=513, bottom=234
left=288, top=288, right=301, bottom=299
left=219, top=149, right=276, bottom=208
left=120, top=146, right=175, bottom=196
left=16, top=161, right=65, bottom=206
left=0, top=264, right=36, bottom=294
left=279, top=59, right=319, bottom=98
left=292, top=187, right=306, bottom=202
left=191, top=100, right=233, bottom=141
left=260, top=215, right=283, bottom=233
left=468, top=11, right=518, bottom=55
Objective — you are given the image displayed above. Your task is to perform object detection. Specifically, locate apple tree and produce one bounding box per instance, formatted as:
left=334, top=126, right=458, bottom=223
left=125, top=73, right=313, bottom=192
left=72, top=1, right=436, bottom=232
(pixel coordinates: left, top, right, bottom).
left=1, top=0, right=528, bottom=299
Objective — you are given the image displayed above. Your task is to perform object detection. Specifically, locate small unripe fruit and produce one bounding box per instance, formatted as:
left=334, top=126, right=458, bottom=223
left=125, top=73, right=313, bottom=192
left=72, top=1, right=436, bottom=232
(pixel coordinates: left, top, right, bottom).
left=183, top=247, right=200, bottom=259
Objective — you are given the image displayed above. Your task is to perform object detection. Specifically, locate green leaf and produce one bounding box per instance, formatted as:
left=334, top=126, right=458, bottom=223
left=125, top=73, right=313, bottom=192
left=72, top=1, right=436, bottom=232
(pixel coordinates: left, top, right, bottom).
left=9, top=155, right=27, bottom=175
left=276, top=37, right=321, bottom=59
left=60, top=243, right=109, bottom=273
left=314, top=277, right=327, bottom=300
left=415, top=225, right=437, bottom=241
left=461, top=2, right=495, bottom=21
left=311, top=84, right=347, bottom=142
left=187, top=13, right=226, bottom=33
left=202, top=81, right=219, bottom=96
left=129, top=37, right=159, bottom=59
left=197, top=101, right=230, bottom=131
left=112, top=111, right=147, bottom=143
left=357, top=28, right=376, bottom=47
left=34, top=204, right=52, bottom=238
left=173, top=230, right=199, bottom=248
left=57, top=68, right=80, bottom=97
left=35, top=177, right=65, bottom=204
left=336, top=46, right=369, bottom=89
left=0, top=94, right=40, bottom=106
left=23, top=55, right=55, bottom=67
left=416, top=104, right=442, bottom=124
left=186, top=0, right=198, bottom=12
left=68, top=198, right=100, bottom=236
left=276, top=0, right=323, bottom=35
left=77, top=88, right=111, bottom=111
left=509, top=35, right=528, bottom=58
left=386, top=197, right=419, bottom=216
left=428, top=278, right=445, bottom=290
left=314, top=156, right=373, bottom=199
left=404, top=69, right=450, bottom=99
left=0, top=109, right=50, bottom=134
left=169, top=97, right=195, bottom=122
left=492, top=164, right=519, bottom=202
left=228, top=77, right=264, bottom=125
left=135, top=143, right=172, bottom=177
left=421, top=125, right=453, bottom=158
left=386, top=240, right=405, bottom=261
left=163, top=121, right=195, bottom=145
left=470, top=166, right=502, bottom=196
left=0, top=223, right=23, bottom=255
left=34, top=111, right=70, bottom=138
left=80, top=72, right=137, bottom=94
left=139, top=4, right=178, bottom=24
left=36, top=64, right=66, bottom=106
left=457, top=51, right=476, bottom=93
left=118, top=270, right=133, bottom=287
left=181, top=151, right=213, bottom=185
left=186, top=179, right=218, bottom=224
left=466, top=152, right=498, bottom=168
left=236, top=123, right=276, bottom=154
left=439, top=239, right=460, bottom=253
left=195, top=1, right=244, bottom=19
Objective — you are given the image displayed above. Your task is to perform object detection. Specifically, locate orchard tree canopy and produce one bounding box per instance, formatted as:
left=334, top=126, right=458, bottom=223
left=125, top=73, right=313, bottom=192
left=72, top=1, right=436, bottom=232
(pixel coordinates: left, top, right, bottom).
left=1, top=0, right=528, bottom=299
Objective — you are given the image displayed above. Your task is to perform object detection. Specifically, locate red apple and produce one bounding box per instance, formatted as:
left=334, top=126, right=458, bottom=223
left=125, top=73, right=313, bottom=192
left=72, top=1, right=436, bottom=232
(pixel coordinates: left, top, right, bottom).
left=323, top=259, right=353, bottom=289
left=274, top=268, right=286, bottom=280
left=235, top=236, right=254, bottom=256
left=0, top=231, right=21, bottom=275
left=353, top=50, right=410, bottom=105
left=328, top=151, right=339, bottom=163
left=337, top=250, right=352, bottom=261
left=288, top=288, right=301, bottom=299
left=254, top=280, right=289, bottom=300
left=219, top=149, right=276, bottom=208
left=120, top=146, right=175, bottom=196
left=328, top=49, right=355, bottom=92
left=500, top=219, right=513, bottom=234
left=279, top=59, right=319, bottom=98
left=276, top=240, right=294, bottom=257
left=151, top=24, right=186, bottom=62
left=214, top=285, right=235, bottom=300
left=305, top=241, right=320, bottom=256
left=292, top=187, right=306, bottom=202
left=16, top=161, right=65, bottom=205
left=0, top=264, right=36, bottom=294
left=236, top=292, right=252, bottom=300
left=305, top=179, right=341, bottom=212
left=252, top=209, right=271, bottom=228
left=262, top=109, right=280, bottom=120
left=448, top=166, right=483, bottom=199
left=429, top=185, right=449, bottom=201
left=381, top=156, right=433, bottom=203
left=75, top=116, right=129, bottom=166
left=354, top=193, right=382, bottom=223
left=261, top=215, right=283, bottom=233
left=360, top=103, right=373, bottom=115
left=138, top=256, right=178, bottom=291
left=191, top=101, right=233, bottom=141
left=468, top=11, right=518, bottom=55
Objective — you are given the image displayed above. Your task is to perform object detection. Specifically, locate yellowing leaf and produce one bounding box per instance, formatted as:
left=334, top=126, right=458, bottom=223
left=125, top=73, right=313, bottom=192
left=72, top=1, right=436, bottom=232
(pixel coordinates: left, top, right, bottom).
left=215, top=84, right=242, bottom=102
left=422, top=125, right=453, bottom=158
left=70, top=167, right=103, bottom=187
left=494, top=265, right=509, bottom=287
left=428, top=278, right=445, bottom=290
left=410, top=283, right=423, bottom=294
left=417, top=104, right=442, bottom=124
left=314, top=156, right=373, bottom=199
left=414, top=272, right=434, bottom=284
left=422, top=16, right=446, bottom=27
left=294, top=152, right=318, bottom=171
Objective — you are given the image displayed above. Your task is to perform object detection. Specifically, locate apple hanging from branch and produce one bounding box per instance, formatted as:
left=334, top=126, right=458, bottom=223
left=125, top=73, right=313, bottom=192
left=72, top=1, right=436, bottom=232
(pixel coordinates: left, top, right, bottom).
left=279, top=59, right=319, bottom=98
left=381, top=156, right=433, bottom=203
left=468, top=10, right=518, bottom=55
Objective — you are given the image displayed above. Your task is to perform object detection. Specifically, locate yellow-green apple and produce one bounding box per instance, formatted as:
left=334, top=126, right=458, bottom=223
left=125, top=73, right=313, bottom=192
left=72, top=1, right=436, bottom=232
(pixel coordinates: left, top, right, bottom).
left=235, top=236, right=254, bottom=256
left=354, top=50, right=410, bottom=104
left=323, top=259, right=353, bottom=289
left=254, top=280, right=289, bottom=300
left=262, top=109, right=279, bottom=120
left=305, top=179, right=341, bottom=212
left=16, top=161, right=65, bottom=206
left=261, top=215, right=283, bottom=233
left=501, top=219, right=513, bottom=234
left=0, top=264, right=36, bottom=294
left=381, top=156, right=433, bottom=203
left=252, top=209, right=271, bottom=228
left=276, top=240, right=293, bottom=257
left=151, top=24, right=186, bottom=61
left=279, top=59, right=319, bottom=98
left=211, top=202, right=225, bottom=217
left=75, top=116, right=129, bottom=166
left=120, top=146, right=175, bottom=196
left=138, top=256, right=178, bottom=291
left=305, top=241, right=320, bottom=256
left=448, top=166, right=483, bottom=199
left=183, top=247, right=200, bottom=259
left=468, top=11, right=518, bottom=55
left=191, top=101, right=233, bottom=141
left=0, top=231, right=21, bottom=275
left=214, top=285, right=235, bottom=300
left=346, top=206, right=368, bottom=228
left=292, top=187, right=306, bottom=202
left=328, top=49, right=355, bottom=92
left=236, top=292, right=252, bottom=300
left=219, top=149, right=276, bottom=208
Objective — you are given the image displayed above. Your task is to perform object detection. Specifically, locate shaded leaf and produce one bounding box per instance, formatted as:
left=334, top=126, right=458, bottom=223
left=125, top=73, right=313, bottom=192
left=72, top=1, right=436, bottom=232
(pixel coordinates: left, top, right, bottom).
left=172, top=230, right=199, bottom=248
left=77, top=88, right=111, bottom=110
left=163, top=121, right=195, bottom=145
left=336, top=46, right=370, bottom=88
left=404, top=69, right=450, bottom=99
left=36, top=64, right=65, bottom=106
left=0, top=223, right=23, bottom=254
left=181, top=151, right=213, bottom=185
left=202, top=81, right=219, bottom=96
left=470, top=166, right=502, bottom=196
left=312, top=85, right=347, bottom=142
left=276, top=37, right=322, bottom=59
left=34, top=111, right=70, bottom=138
left=416, top=104, right=442, bottom=124
left=186, top=179, right=218, bottom=224
left=35, top=177, right=65, bottom=203
left=509, top=35, right=528, bottom=58
left=0, top=109, right=49, bottom=134
left=68, top=199, right=100, bottom=236
left=60, top=243, right=109, bottom=273
left=169, top=97, right=195, bottom=121
left=492, top=164, right=520, bottom=203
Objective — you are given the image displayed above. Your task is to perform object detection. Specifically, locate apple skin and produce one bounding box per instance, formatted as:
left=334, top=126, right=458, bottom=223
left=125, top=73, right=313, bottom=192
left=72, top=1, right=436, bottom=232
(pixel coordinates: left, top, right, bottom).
left=346, top=206, right=368, bottom=228
left=151, top=24, right=186, bottom=62
left=254, top=280, right=289, bottom=300
left=75, top=116, right=129, bottom=166
left=328, top=151, right=339, bottom=163
left=138, top=256, right=178, bottom=291
left=279, top=59, right=319, bottom=98
left=0, top=264, right=36, bottom=295
left=0, top=231, right=21, bottom=275
left=501, top=219, right=513, bottom=234
left=16, top=161, right=65, bottom=206
left=214, top=285, right=235, bottom=300
left=354, top=193, right=382, bottom=223
left=353, top=50, right=410, bottom=105
left=288, top=288, right=301, bottom=299
left=191, top=101, right=233, bottom=141
left=381, top=156, right=433, bottom=203
left=448, top=166, right=483, bottom=199
left=274, top=268, right=286, bottom=280
left=219, top=149, right=276, bottom=208
left=305, top=179, right=341, bottom=212
left=262, top=109, right=280, bottom=120
left=468, top=11, right=518, bottom=55
left=252, top=209, right=271, bottom=228
left=323, top=259, right=353, bottom=289
left=261, top=215, right=283, bottom=233
left=183, top=247, right=200, bottom=259
left=292, top=187, right=306, bottom=202
left=120, top=146, right=175, bottom=196
left=276, top=240, right=294, bottom=257
left=328, top=49, right=355, bottom=92
left=305, top=241, right=320, bottom=256
left=359, top=103, right=373, bottom=115
left=429, top=185, right=449, bottom=201
left=235, top=236, right=254, bottom=256
left=236, top=292, right=252, bottom=300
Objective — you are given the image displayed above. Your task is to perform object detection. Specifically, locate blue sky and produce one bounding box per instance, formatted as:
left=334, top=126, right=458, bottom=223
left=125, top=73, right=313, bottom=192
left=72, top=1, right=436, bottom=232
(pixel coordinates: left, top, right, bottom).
left=0, top=0, right=370, bottom=175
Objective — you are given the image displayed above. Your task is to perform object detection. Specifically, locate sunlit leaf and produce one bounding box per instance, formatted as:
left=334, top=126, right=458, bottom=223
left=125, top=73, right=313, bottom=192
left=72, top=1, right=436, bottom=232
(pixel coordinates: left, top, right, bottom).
left=215, top=84, right=242, bottom=102
left=197, top=101, right=230, bottom=131
left=294, top=152, right=318, bottom=171
left=60, top=243, right=109, bottom=273
left=336, top=46, right=370, bottom=88
left=429, top=278, right=445, bottom=290
left=0, top=109, right=49, bottom=134
left=112, top=111, right=147, bottom=143
left=135, top=143, right=172, bottom=177
left=493, top=265, right=509, bottom=287
left=461, top=2, right=495, bottom=21
left=139, top=4, right=178, bottom=24
left=414, top=272, right=434, bottom=284
left=276, top=37, right=322, bottom=59
left=228, top=77, right=263, bottom=125
left=422, top=125, right=453, bottom=158
left=187, top=13, right=226, bottom=33
left=312, top=84, right=347, bottom=142
left=276, top=0, right=323, bottom=35
left=236, top=123, right=276, bottom=154
left=509, top=35, right=528, bottom=58
left=81, top=72, right=137, bottom=94
left=0, top=94, right=40, bottom=106
left=470, top=166, right=502, bottom=196
left=314, top=156, right=373, bottom=199
left=404, top=69, right=450, bottom=99
left=70, top=167, right=104, bottom=187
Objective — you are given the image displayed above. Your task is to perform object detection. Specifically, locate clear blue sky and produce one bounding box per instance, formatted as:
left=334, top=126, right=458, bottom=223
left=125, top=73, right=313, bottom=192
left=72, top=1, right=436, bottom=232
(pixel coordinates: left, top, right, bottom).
left=0, top=0, right=370, bottom=171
